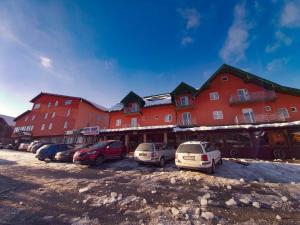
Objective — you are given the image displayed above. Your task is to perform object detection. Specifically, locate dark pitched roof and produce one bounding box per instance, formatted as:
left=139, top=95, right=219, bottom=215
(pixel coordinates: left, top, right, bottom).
left=13, top=110, right=31, bottom=122
left=171, top=82, right=197, bottom=97
left=120, top=91, right=145, bottom=107
left=30, top=92, right=108, bottom=111
left=0, top=114, right=15, bottom=126
left=198, top=64, right=300, bottom=96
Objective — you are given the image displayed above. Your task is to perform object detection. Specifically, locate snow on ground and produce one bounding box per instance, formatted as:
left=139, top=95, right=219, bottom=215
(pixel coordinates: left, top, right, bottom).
left=1, top=149, right=300, bottom=225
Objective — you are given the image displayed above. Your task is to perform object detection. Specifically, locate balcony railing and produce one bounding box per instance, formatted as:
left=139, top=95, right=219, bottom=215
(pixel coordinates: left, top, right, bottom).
left=229, top=91, right=277, bottom=105
left=124, top=106, right=141, bottom=114
left=177, top=118, right=198, bottom=127
left=175, top=99, right=194, bottom=109
left=234, top=113, right=286, bottom=125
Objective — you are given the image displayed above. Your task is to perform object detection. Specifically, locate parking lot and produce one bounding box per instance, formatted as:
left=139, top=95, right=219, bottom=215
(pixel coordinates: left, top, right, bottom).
left=1, top=149, right=300, bottom=225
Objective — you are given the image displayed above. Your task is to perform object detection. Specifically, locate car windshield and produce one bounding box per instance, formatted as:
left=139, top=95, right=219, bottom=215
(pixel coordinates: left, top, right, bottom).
left=39, top=144, right=52, bottom=150
left=177, top=144, right=204, bottom=154
left=136, top=143, right=154, bottom=151
left=90, top=142, right=109, bottom=149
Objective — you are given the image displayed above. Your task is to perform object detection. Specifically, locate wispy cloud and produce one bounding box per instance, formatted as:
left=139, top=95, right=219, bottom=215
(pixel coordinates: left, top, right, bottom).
left=280, top=0, right=300, bottom=28
left=178, top=8, right=200, bottom=46
left=219, top=2, right=250, bottom=64
left=265, top=30, right=292, bottom=53
left=266, top=57, right=289, bottom=72
left=40, top=56, right=52, bottom=68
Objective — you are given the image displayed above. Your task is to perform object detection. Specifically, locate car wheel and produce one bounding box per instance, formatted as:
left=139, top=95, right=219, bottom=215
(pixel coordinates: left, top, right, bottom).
left=159, top=157, right=165, bottom=167
left=95, top=155, right=104, bottom=166
left=230, top=149, right=239, bottom=158
left=120, top=152, right=126, bottom=160
left=273, top=149, right=286, bottom=160
left=208, top=160, right=216, bottom=174
left=38, top=157, right=44, bottom=161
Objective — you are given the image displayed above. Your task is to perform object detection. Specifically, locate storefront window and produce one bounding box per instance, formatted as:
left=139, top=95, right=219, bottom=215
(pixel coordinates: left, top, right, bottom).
left=256, top=131, right=287, bottom=147
left=289, top=130, right=300, bottom=146
left=225, top=132, right=251, bottom=149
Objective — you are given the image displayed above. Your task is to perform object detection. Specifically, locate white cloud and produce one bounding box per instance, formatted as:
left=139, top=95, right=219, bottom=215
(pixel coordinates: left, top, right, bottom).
left=178, top=8, right=200, bottom=30
left=40, top=56, right=52, bottom=68
left=280, top=0, right=300, bottom=28
left=266, top=57, right=289, bottom=72
left=265, top=30, right=292, bottom=53
left=181, top=36, right=193, bottom=46
left=219, top=2, right=250, bottom=64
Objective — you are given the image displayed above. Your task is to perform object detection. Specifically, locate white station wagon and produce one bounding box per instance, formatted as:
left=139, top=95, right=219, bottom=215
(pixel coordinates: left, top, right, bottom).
left=134, top=142, right=176, bottom=167
left=175, top=141, right=222, bottom=173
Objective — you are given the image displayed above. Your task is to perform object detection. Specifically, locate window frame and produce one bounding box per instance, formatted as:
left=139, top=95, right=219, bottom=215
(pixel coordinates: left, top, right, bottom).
left=116, top=119, right=122, bottom=127
left=291, top=107, right=297, bottom=113
left=278, top=108, right=289, bottom=118
left=213, top=111, right=224, bottom=120
left=265, top=106, right=272, bottom=112
left=48, top=123, right=53, bottom=130
left=209, top=92, right=219, bottom=101
left=164, top=114, right=172, bottom=122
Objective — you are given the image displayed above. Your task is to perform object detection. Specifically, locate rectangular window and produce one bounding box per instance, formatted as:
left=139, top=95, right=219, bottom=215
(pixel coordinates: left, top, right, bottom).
left=221, top=75, right=228, bottom=81
left=64, top=99, right=72, bottom=105
left=291, top=107, right=297, bottom=112
left=209, top=92, right=219, bottom=101
left=265, top=106, right=272, bottom=112
left=63, top=121, right=68, bottom=129
left=155, top=116, right=159, bottom=120
left=131, top=118, right=138, bottom=127
left=116, top=119, right=122, bottom=127
left=182, top=112, right=192, bottom=126
left=164, top=114, right=172, bottom=122
left=48, top=123, right=53, bottom=130
left=131, top=103, right=139, bottom=112
left=44, top=113, right=48, bottom=119
left=66, top=109, right=71, bottom=117
left=242, top=108, right=255, bottom=123
left=41, top=124, right=45, bottom=131
left=96, top=115, right=101, bottom=121
left=278, top=108, right=289, bottom=118
left=213, top=111, right=224, bottom=120
left=237, top=89, right=249, bottom=101
left=52, top=112, right=56, bottom=118
left=31, top=115, right=36, bottom=121
left=25, top=116, right=28, bottom=122
left=180, top=96, right=189, bottom=106
left=55, top=100, right=58, bottom=107
left=33, top=103, right=40, bottom=109
left=48, top=102, right=51, bottom=108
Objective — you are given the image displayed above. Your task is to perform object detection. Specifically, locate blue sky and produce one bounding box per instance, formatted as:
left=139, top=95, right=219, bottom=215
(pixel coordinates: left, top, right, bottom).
left=1, top=0, right=300, bottom=117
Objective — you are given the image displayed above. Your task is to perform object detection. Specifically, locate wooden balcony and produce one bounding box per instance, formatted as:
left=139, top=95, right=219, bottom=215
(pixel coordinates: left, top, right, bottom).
left=177, top=118, right=198, bottom=127
left=234, top=113, right=286, bottom=125
left=229, top=91, right=277, bottom=105
left=175, top=99, right=194, bottom=110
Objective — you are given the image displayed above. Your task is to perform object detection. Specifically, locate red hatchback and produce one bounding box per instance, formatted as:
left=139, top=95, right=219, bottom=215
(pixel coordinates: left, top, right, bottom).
left=73, top=140, right=127, bottom=166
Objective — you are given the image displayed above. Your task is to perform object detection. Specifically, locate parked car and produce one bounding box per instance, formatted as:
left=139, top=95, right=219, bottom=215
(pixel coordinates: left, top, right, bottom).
left=55, top=144, right=92, bottom=162
left=175, top=141, right=222, bottom=174
left=73, top=140, right=127, bottom=166
left=18, top=142, right=30, bottom=151
left=27, top=141, right=40, bottom=152
left=31, top=142, right=52, bottom=154
left=134, top=142, right=175, bottom=167
left=36, top=144, right=74, bottom=161
left=5, top=143, right=18, bottom=150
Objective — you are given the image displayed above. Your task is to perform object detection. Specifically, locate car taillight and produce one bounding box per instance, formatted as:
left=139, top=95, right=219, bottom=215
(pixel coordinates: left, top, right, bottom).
left=175, top=153, right=178, bottom=159
left=201, top=154, right=208, bottom=161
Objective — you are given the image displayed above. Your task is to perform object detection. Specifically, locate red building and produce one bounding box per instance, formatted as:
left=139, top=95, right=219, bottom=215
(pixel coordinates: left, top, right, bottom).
left=12, top=65, right=300, bottom=159
left=13, top=92, right=108, bottom=143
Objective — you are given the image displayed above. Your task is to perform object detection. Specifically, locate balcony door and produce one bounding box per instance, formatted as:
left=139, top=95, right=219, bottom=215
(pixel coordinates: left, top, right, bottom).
left=242, top=108, right=255, bottom=123
left=182, top=112, right=192, bottom=126
left=180, top=96, right=189, bottom=106
left=131, top=117, right=138, bottom=127
left=131, top=103, right=139, bottom=113
left=237, top=89, right=249, bottom=101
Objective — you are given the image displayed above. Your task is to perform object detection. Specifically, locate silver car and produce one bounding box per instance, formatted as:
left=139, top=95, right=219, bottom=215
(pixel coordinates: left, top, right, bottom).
left=134, top=142, right=176, bottom=167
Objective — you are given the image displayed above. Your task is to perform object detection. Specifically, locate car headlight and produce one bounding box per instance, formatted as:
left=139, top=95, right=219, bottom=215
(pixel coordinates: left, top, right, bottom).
left=87, top=150, right=97, bottom=155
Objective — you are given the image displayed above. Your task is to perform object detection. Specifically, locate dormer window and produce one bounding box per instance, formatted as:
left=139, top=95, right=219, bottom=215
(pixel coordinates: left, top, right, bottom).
left=131, top=103, right=139, bottom=113
left=33, top=103, right=40, bottom=109
left=180, top=96, right=189, bottom=106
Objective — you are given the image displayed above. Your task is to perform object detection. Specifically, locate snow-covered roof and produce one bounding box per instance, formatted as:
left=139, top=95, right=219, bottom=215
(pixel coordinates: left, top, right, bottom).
left=144, top=93, right=172, bottom=107
left=173, top=120, right=300, bottom=132
left=88, top=101, right=108, bottom=111
left=0, top=114, right=15, bottom=126
left=100, top=125, right=176, bottom=132
left=109, top=93, right=172, bottom=112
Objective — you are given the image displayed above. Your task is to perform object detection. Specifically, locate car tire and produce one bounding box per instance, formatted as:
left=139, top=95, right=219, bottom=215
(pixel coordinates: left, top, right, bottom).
left=159, top=157, right=165, bottom=167
left=38, top=157, right=44, bottom=161
left=273, top=149, right=286, bottom=160
left=120, top=152, right=126, bottom=160
left=208, top=160, right=216, bottom=174
left=95, top=155, right=104, bottom=166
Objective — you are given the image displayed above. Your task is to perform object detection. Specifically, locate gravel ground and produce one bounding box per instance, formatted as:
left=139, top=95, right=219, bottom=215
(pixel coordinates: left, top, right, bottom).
left=0, top=149, right=300, bottom=225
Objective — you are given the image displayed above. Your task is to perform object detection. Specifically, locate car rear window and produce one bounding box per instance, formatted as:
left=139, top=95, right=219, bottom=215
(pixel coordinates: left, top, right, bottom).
left=136, top=143, right=154, bottom=151
left=177, top=144, right=204, bottom=154
left=91, top=142, right=108, bottom=149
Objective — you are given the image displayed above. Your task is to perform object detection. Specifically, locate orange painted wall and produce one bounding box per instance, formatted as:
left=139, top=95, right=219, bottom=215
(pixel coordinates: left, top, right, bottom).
left=75, top=101, right=109, bottom=129
left=109, top=104, right=176, bottom=129
left=194, top=73, right=300, bottom=126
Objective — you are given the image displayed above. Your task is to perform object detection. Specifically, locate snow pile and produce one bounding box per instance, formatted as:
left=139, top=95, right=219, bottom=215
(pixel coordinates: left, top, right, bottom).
left=144, top=94, right=172, bottom=107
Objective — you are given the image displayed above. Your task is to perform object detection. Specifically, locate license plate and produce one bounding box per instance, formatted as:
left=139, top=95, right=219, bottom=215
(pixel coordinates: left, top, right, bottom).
left=183, top=156, right=195, bottom=160
left=139, top=153, right=147, bottom=157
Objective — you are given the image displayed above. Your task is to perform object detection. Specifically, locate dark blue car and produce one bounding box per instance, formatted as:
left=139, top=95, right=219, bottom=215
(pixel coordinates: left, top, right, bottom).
left=35, top=144, right=74, bottom=161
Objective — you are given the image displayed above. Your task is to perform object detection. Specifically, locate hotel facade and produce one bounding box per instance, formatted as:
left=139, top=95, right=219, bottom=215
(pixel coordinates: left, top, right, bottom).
left=13, top=64, right=300, bottom=159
